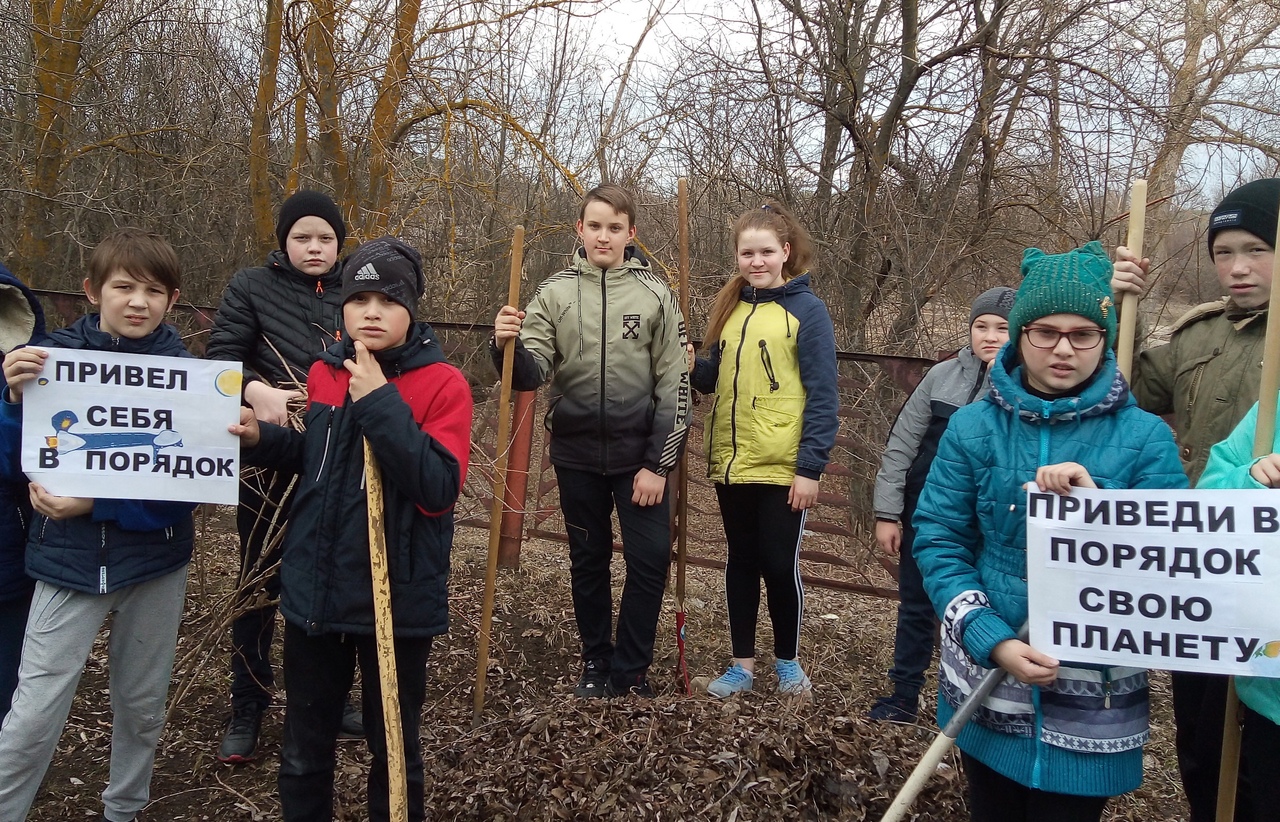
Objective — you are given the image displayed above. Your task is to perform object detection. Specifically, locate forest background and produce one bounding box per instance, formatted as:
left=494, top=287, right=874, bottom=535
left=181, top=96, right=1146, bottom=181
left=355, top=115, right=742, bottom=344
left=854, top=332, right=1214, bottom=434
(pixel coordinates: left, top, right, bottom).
left=3, top=0, right=1280, bottom=352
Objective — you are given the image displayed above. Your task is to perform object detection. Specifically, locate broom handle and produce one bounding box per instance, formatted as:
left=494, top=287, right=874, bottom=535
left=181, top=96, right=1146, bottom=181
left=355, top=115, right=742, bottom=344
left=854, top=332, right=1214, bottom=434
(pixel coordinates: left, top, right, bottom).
left=677, top=178, right=690, bottom=608
left=1217, top=201, right=1280, bottom=821
left=881, top=625, right=1027, bottom=822
left=473, top=226, right=525, bottom=724
left=1116, top=178, right=1146, bottom=382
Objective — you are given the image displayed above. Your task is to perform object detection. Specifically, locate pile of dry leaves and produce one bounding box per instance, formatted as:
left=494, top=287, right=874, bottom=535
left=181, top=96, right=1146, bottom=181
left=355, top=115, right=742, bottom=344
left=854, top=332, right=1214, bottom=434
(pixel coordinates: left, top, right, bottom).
left=26, top=517, right=1188, bottom=821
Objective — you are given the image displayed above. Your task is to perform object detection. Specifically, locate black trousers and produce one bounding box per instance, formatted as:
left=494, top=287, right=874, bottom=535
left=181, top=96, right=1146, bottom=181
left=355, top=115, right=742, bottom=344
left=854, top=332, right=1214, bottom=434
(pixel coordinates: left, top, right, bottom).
left=887, top=515, right=938, bottom=701
left=714, top=483, right=805, bottom=661
left=230, top=470, right=294, bottom=710
left=554, top=466, right=670, bottom=686
left=278, top=622, right=432, bottom=822
left=1242, top=705, right=1280, bottom=822
left=1172, top=671, right=1254, bottom=822
left=962, top=752, right=1108, bottom=822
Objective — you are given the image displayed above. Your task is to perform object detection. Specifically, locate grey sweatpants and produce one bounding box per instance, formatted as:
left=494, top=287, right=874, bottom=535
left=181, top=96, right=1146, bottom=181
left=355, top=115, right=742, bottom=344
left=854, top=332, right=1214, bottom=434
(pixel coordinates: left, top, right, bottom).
left=0, top=565, right=188, bottom=822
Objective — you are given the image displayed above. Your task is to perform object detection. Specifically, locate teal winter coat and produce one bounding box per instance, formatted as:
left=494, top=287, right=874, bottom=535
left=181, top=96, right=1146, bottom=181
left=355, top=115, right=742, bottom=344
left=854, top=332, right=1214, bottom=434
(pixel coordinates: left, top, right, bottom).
left=913, top=343, right=1187, bottom=797
left=1196, top=399, right=1280, bottom=726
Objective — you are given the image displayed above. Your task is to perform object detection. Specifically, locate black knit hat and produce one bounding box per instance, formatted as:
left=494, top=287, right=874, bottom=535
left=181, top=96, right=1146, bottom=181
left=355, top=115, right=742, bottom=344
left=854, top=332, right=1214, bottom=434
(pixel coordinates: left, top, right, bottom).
left=276, top=190, right=347, bottom=253
left=342, top=237, right=424, bottom=314
left=1207, top=178, right=1280, bottom=257
left=969, top=286, right=1016, bottom=327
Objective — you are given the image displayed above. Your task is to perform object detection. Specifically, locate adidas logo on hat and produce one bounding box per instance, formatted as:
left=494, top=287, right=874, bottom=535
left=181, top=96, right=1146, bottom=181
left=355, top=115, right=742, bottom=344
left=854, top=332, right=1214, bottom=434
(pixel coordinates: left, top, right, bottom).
left=353, top=263, right=379, bottom=281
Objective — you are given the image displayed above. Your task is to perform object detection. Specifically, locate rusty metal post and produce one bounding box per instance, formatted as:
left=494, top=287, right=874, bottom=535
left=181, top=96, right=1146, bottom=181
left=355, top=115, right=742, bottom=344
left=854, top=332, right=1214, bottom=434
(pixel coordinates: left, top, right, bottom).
left=497, top=389, right=537, bottom=568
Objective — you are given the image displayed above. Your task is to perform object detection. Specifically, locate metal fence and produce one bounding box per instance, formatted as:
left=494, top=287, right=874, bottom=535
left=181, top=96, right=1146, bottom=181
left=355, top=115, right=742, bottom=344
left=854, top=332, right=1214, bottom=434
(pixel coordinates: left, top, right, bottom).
left=33, top=290, right=935, bottom=602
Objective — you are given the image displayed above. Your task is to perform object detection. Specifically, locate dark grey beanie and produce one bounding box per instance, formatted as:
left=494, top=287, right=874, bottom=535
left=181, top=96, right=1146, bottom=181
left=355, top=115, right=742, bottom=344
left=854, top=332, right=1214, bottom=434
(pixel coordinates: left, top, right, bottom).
left=969, top=286, right=1017, bottom=326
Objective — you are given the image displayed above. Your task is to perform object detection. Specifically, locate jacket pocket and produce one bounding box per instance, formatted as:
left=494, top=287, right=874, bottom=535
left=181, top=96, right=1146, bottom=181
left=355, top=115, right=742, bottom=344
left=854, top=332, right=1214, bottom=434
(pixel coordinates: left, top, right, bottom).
left=744, top=395, right=804, bottom=470
left=1173, top=352, right=1216, bottom=414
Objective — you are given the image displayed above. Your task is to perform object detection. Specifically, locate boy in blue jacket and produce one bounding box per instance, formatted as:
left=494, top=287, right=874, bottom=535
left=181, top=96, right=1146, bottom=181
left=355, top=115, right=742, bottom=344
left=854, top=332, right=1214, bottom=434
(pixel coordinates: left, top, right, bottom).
left=0, top=229, right=197, bottom=822
left=0, top=261, right=47, bottom=721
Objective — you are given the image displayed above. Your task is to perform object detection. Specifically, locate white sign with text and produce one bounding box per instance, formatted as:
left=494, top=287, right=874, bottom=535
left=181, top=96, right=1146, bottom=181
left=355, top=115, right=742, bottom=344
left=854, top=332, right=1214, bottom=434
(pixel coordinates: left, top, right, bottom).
left=20, top=348, right=242, bottom=505
left=1027, top=486, right=1280, bottom=677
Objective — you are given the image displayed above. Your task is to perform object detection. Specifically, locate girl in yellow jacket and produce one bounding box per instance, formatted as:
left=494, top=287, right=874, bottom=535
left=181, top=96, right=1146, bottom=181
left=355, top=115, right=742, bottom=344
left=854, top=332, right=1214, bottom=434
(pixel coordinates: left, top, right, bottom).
left=690, top=202, right=839, bottom=696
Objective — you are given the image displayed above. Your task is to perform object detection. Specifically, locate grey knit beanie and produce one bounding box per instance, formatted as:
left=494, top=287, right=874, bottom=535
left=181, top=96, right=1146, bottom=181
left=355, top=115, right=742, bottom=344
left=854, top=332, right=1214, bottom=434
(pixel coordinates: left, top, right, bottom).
left=969, top=286, right=1017, bottom=327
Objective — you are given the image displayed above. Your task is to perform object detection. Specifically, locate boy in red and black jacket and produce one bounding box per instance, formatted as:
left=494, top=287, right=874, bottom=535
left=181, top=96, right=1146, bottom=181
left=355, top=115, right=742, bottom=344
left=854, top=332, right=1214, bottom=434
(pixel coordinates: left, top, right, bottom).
left=230, top=237, right=471, bottom=822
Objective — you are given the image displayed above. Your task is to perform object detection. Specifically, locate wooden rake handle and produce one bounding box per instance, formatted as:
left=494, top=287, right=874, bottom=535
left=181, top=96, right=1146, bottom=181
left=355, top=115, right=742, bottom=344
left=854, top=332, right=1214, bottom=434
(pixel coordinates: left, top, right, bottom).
left=473, top=225, right=525, bottom=725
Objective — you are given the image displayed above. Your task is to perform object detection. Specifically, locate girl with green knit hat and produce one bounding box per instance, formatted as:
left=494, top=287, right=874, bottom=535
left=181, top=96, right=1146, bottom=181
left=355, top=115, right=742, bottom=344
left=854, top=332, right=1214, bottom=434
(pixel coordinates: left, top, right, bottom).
left=912, top=241, right=1187, bottom=821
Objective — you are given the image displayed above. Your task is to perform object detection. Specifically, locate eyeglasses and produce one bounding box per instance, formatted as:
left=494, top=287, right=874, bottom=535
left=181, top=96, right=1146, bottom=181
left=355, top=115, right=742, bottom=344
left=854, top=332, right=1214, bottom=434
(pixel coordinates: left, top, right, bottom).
left=1022, top=326, right=1105, bottom=350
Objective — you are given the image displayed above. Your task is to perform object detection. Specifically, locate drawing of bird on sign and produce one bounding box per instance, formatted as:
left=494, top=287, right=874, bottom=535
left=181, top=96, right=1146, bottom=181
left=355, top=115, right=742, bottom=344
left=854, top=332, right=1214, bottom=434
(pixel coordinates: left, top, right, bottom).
left=45, top=410, right=183, bottom=456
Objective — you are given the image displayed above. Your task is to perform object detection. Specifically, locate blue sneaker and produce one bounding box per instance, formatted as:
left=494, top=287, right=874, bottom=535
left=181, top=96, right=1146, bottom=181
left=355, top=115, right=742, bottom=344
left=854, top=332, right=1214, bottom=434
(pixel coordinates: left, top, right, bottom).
left=706, top=663, right=754, bottom=698
left=775, top=658, right=812, bottom=695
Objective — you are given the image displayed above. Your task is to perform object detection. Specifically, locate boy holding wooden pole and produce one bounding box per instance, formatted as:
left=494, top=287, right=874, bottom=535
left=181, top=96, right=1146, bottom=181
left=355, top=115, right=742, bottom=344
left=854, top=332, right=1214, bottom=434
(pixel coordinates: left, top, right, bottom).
left=1111, top=177, right=1280, bottom=821
left=229, top=238, right=471, bottom=821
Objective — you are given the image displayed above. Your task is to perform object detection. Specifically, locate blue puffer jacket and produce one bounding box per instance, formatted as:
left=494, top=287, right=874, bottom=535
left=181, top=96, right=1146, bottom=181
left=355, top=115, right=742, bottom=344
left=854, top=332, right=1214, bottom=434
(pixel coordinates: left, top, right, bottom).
left=0, top=265, right=47, bottom=602
left=913, top=343, right=1187, bottom=797
left=1, top=315, right=198, bottom=595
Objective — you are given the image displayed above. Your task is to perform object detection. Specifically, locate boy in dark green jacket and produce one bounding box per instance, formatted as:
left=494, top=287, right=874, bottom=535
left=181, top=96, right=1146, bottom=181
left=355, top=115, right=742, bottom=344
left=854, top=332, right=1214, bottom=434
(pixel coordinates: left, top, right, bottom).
left=1112, top=177, right=1280, bottom=821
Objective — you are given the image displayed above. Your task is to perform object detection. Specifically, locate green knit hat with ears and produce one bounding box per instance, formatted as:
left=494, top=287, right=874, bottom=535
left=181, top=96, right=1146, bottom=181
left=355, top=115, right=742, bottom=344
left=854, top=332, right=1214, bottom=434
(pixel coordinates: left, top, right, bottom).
left=1007, top=240, right=1117, bottom=348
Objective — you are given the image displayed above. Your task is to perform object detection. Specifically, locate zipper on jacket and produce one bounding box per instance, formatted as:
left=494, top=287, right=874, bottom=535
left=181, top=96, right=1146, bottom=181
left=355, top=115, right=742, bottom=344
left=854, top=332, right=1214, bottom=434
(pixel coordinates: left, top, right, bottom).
left=1103, top=668, right=1113, bottom=709
left=316, top=279, right=324, bottom=297
left=723, top=301, right=760, bottom=483
left=599, top=271, right=609, bottom=470
left=965, top=360, right=989, bottom=404
left=1187, top=362, right=1207, bottom=413
left=315, top=408, right=335, bottom=480
left=758, top=340, right=780, bottom=392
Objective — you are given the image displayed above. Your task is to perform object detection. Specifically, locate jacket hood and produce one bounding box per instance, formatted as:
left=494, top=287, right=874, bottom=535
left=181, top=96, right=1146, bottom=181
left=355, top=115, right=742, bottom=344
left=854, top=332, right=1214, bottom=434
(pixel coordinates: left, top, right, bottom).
left=320, top=321, right=446, bottom=375
left=987, top=341, right=1129, bottom=423
left=571, top=244, right=650, bottom=275
left=738, top=272, right=815, bottom=303
left=0, top=264, right=47, bottom=353
left=266, top=248, right=344, bottom=292
left=50, top=314, right=189, bottom=357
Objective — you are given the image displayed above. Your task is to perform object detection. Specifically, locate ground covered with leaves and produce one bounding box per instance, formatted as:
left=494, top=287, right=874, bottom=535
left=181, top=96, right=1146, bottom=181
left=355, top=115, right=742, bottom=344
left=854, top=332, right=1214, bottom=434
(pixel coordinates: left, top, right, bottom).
left=28, top=514, right=1190, bottom=821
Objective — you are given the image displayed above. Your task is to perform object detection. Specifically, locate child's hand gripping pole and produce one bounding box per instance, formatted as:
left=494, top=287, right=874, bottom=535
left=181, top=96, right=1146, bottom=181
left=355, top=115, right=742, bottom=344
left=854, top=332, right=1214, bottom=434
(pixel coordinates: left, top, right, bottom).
left=473, top=226, right=525, bottom=725
left=1216, top=193, right=1280, bottom=822
left=1116, top=178, right=1146, bottom=382
left=880, top=624, right=1028, bottom=822
left=364, top=440, right=408, bottom=822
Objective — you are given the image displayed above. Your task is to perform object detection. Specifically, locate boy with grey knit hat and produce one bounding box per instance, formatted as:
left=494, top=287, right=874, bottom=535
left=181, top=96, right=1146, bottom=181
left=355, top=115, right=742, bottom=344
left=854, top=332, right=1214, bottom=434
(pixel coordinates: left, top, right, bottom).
left=868, top=284, right=1014, bottom=722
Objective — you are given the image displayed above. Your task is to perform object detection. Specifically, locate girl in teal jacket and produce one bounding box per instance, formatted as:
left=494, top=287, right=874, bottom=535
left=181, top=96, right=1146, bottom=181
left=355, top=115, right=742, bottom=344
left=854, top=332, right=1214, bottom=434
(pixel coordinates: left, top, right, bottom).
left=913, top=242, right=1187, bottom=821
left=690, top=202, right=838, bottom=697
left=1198, top=402, right=1280, bottom=822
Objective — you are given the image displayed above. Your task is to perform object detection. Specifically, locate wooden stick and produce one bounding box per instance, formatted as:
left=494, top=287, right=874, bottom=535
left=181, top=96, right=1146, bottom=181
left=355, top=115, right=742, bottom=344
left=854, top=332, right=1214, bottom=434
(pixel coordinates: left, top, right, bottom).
left=364, top=440, right=407, bottom=822
left=881, top=625, right=1027, bottom=822
left=1116, top=178, right=1147, bottom=382
left=1216, top=200, right=1280, bottom=822
left=675, top=177, right=691, bottom=694
left=473, top=225, right=525, bottom=725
